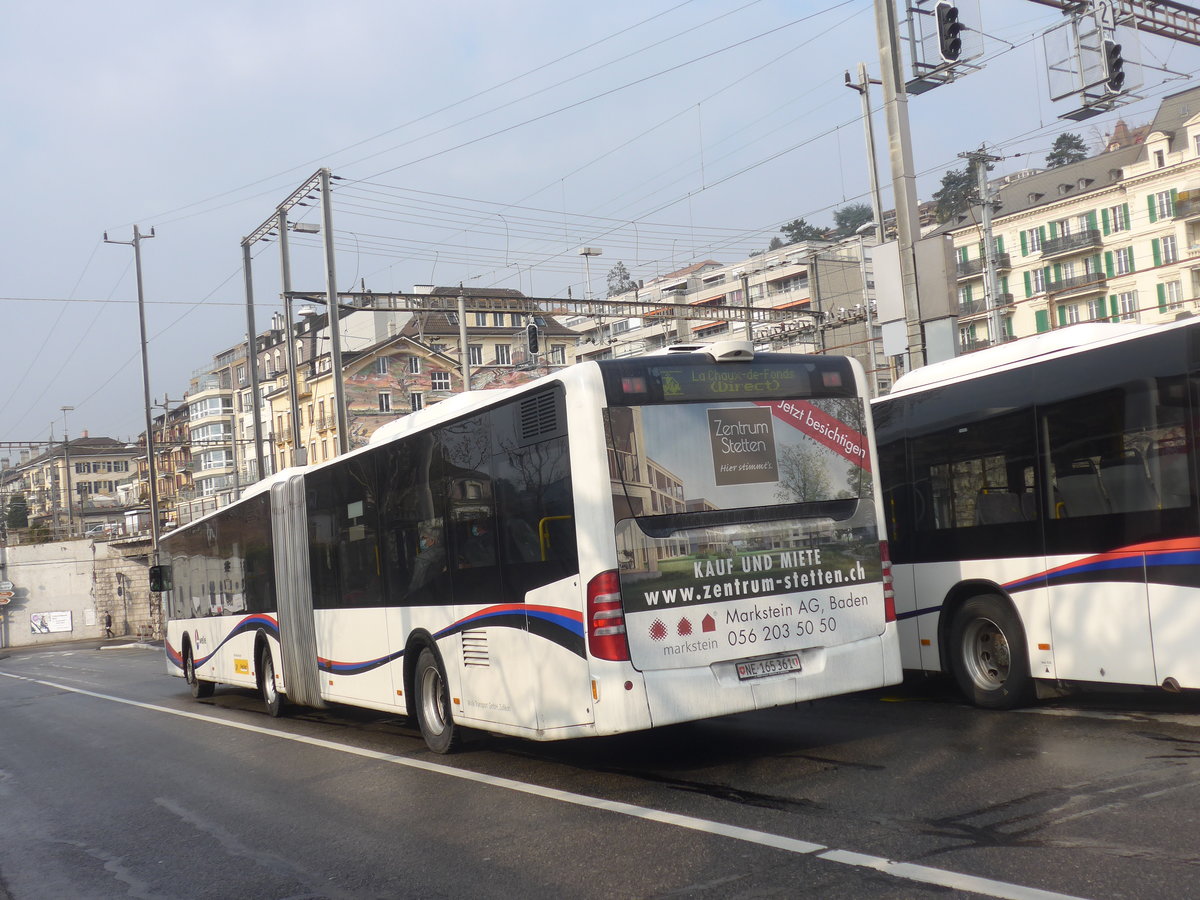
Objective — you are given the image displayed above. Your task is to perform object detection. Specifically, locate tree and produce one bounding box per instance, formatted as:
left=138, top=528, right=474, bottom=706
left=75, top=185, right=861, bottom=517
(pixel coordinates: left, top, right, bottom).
left=5, top=492, right=28, bottom=530
left=1046, top=132, right=1088, bottom=168
left=933, top=166, right=977, bottom=223
left=780, top=217, right=826, bottom=244
left=833, top=203, right=874, bottom=237
left=606, top=261, right=637, bottom=298
left=767, top=236, right=784, bottom=251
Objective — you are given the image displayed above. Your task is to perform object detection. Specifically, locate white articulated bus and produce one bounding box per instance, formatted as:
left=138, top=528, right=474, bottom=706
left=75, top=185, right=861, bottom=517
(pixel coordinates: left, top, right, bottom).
left=162, top=343, right=900, bottom=752
left=873, top=317, right=1200, bottom=708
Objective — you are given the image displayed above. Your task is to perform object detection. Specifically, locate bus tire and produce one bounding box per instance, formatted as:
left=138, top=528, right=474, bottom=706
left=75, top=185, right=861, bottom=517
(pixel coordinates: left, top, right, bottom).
left=949, top=595, right=1035, bottom=709
left=258, top=645, right=285, bottom=718
left=184, top=646, right=214, bottom=699
left=415, top=647, right=461, bottom=754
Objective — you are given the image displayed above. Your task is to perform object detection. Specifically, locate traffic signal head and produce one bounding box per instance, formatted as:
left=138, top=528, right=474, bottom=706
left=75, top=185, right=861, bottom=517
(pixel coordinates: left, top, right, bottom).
left=935, top=2, right=963, bottom=63
left=1103, top=39, right=1126, bottom=93
left=526, top=322, right=540, bottom=355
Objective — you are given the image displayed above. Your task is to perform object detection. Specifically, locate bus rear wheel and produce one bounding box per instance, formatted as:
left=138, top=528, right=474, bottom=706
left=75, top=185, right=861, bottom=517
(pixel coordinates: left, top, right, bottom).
left=949, top=595, right=1035, bottom=709
left=415, top=647, right=461, bottom=754
left=185, top=647, right=214, bottom=699
left=258, top=645, right=285, bottom=718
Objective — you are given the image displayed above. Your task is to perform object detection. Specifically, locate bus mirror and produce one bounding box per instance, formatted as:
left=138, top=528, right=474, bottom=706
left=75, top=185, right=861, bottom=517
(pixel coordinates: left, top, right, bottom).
left=149, top=564, right=172, bottom=593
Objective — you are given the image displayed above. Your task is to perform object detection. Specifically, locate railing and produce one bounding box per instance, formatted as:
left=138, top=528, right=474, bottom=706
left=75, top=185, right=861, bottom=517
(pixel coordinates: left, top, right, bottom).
left=1047, top=272, right=1106, bottom=295
left=955, top=253, right=1011, bottom=279
left=1040, top=229, right=1101, bottom=258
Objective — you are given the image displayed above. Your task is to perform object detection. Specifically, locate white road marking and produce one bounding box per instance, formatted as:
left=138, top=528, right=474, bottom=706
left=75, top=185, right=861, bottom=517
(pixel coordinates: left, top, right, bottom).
left=1, top=671, right=1090, bottom=900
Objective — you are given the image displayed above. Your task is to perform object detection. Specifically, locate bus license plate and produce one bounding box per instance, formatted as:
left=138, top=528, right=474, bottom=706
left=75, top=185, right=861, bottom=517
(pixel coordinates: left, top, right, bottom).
left=736, top=653, right=802, bottom=681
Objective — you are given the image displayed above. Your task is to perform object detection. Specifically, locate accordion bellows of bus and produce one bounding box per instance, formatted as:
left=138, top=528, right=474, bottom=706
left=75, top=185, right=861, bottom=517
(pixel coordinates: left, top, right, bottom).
left=873, top=317, right=1200, bottom=709
left=162, top=344, right=901, bottom=752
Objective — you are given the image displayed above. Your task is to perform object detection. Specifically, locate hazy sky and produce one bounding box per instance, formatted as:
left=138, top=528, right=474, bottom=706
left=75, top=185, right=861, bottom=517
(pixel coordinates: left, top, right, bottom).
left=1, top=1, right=1195, bottom=446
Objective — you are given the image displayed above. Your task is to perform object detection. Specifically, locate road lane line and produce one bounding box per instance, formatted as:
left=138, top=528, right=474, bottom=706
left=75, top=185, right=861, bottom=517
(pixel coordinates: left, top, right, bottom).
left=0, top=671, right=1090, bottom=900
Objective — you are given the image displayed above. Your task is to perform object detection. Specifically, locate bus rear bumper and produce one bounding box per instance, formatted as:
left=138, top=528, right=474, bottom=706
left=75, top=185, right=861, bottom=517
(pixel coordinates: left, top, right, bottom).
left=640, top=629, right=902, bottom=729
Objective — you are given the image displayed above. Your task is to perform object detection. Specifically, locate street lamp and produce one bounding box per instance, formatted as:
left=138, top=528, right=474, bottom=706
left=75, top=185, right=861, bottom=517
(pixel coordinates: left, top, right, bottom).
left=60, top=406, right=74, bottom=537
left=578, top=247, right=603, bottom=301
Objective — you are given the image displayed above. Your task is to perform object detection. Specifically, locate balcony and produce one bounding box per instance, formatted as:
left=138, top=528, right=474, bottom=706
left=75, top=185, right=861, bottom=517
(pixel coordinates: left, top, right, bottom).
left=1174, top=189, right=1200, bottom=220
left=1047, top=272, right=1107, bottom=298
left=955, top=253, right=1012, bottom=280
left=957, top=293, right=1015, bottom=317
left=1040, top=229, right=1102, bottom=259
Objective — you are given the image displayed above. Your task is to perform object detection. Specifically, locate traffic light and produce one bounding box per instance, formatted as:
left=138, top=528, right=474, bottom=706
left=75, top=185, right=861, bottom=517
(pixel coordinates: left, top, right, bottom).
left=935, top=2, right=963, bottom=63
left=526, top=322, right=540, bottom=356
left=1103, top=39, right=1126, bottom=93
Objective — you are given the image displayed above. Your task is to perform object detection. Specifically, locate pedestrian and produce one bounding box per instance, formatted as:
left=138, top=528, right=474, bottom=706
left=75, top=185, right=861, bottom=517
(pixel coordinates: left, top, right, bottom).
left=104, top=611, right=113, bottom=639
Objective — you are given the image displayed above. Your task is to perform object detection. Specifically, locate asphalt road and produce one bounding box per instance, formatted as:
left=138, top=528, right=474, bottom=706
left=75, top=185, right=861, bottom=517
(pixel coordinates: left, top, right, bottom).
left=1, top=644, right=1198, bottom=899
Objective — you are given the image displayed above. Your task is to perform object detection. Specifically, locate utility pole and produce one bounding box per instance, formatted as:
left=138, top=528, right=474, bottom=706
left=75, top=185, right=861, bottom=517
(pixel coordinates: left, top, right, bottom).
left=105, top=226, right=161, bottom=561
left=240, top=244, right=266, bottom=481
left=458, top=284, right=472, bottom=392
left=845, top=62, right=886, bottom=237
left=961, top=145, right=1004, bottom=346
left=320, top=168, right=349, bottom=456
left=60, top=406, right=74, bottom=537
left=277, top=209, right=305, bottom=466
left=874, top=0, right=925, bottom=367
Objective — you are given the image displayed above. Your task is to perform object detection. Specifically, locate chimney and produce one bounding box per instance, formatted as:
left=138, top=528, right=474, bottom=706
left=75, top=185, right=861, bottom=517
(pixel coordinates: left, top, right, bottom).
left=82, top=429, right=89, bottom=438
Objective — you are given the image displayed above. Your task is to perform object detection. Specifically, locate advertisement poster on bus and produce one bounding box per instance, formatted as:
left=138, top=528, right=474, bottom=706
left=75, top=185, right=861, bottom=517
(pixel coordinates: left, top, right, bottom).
left=608, top=397, right=882, bottom=671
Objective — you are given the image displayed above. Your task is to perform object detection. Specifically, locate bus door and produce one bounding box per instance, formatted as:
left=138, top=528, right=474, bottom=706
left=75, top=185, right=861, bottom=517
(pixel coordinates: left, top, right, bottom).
left=1038, top=386, right=1158, bottom=686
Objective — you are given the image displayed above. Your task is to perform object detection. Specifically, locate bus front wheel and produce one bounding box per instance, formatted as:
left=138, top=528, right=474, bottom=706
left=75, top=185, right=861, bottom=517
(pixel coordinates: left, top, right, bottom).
left=184, top=647, right=214, bottom=699
left=949, top=595, right=1035, bottom=709
left=415, top=647, right=461, bottom=754
left=258, top=645, right=285, bottom=718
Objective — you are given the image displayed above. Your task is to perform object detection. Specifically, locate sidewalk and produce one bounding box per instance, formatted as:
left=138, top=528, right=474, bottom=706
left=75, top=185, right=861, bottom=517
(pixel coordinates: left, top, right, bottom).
left=0, top=635, right=163, bottom=660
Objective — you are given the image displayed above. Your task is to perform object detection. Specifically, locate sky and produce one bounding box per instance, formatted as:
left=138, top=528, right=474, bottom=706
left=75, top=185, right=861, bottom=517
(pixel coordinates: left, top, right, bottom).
left=1, top=0, right=1196, bottom=448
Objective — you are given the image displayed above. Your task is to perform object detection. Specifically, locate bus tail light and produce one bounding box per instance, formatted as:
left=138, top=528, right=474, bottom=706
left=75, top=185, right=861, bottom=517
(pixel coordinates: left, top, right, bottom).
left=587, top=570, right=630, bottom=661
left=880, top=541, right=896, bottom=623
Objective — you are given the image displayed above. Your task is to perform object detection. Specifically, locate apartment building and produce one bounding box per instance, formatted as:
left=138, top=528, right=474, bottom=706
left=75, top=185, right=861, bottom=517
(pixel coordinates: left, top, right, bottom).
left=570, top=244, right=884, bottom=391
left=943, top=85, right=1200, bottom=351
left=10, top=435, right=140, bottom=536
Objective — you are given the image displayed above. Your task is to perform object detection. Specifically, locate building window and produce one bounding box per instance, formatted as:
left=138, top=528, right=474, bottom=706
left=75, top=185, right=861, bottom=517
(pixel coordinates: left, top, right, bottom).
left=1052, top=217, right=1072, bottom=237
left=468, top=344, right=483, bottom=365
left=1063, top=303, right=1081, bottom=324
left=1031, top=268, right=1046, bottom=293
left=411, top=392, right=424, bottom=411
left=321, top=440, right=328, bottom=460
left=375, top=357, right=389, bottom=375
left=1107, top=204, right=1129, bottom=233
left=1155, top=190, right=1175, bottom=219
left=408, top=356, right=421, bottom=374
left=495, top=344, right=511, bottom=365
left=474, top=312, right=487, bottom=326
left=1119, top=291, right=1139, bottom=321
left=378, top=392, right=392, bottom=412
left=431, top=371, right=451, bottom=391
left=307, top=404, right=314, bottom=425
left=1087, top=296, right=1106, bottom=320
left=1162, top=234, right=1178, bottom=264
left=511, top=313, right=522, bottom=327
left=493, top=312, right=505, bottom=326
left=1155, top=149, right=1166, bottom=168
left=1115, top=247, right=1134, bottom=275
left=1166, top=281, right=1184, bottom=309
left=1024, top=227, right=1043, bottom=253
left=550, top=344, right=566, bottom=365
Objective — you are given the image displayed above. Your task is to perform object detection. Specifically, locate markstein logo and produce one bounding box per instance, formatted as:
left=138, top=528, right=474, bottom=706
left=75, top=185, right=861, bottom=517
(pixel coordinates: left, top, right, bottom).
left=708, top=407, right=778, bottom=486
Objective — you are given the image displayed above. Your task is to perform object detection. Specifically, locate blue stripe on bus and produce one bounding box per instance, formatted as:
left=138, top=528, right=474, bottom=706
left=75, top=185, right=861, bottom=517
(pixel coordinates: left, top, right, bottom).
left=169, top=606, right=588, bottom=679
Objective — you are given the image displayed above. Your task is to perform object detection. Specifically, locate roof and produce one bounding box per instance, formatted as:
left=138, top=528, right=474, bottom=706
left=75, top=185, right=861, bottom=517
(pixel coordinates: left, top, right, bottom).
left=936, top=84, right=1200, bottom=233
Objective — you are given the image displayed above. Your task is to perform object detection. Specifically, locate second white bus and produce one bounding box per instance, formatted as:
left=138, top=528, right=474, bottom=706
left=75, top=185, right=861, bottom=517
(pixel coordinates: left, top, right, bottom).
left=874, top=318, right=1200, bottom=707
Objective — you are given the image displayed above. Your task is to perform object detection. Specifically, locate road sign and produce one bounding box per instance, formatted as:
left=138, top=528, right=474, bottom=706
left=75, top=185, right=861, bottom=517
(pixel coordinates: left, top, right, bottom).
left=0, top=581, right=12, bottom=591
left=0, top=591, right=14, bottom=605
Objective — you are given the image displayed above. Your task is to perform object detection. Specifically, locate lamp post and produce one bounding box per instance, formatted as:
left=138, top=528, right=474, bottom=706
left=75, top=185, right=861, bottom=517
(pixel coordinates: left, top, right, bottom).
left=578, top=247, right=602, bottom=301
left=60, top=406, right=74, bottom=537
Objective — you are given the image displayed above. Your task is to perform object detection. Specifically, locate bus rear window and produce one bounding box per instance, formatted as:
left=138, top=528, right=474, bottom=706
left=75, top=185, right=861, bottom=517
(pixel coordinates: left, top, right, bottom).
left=606, top=396, right=873, bottom=525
